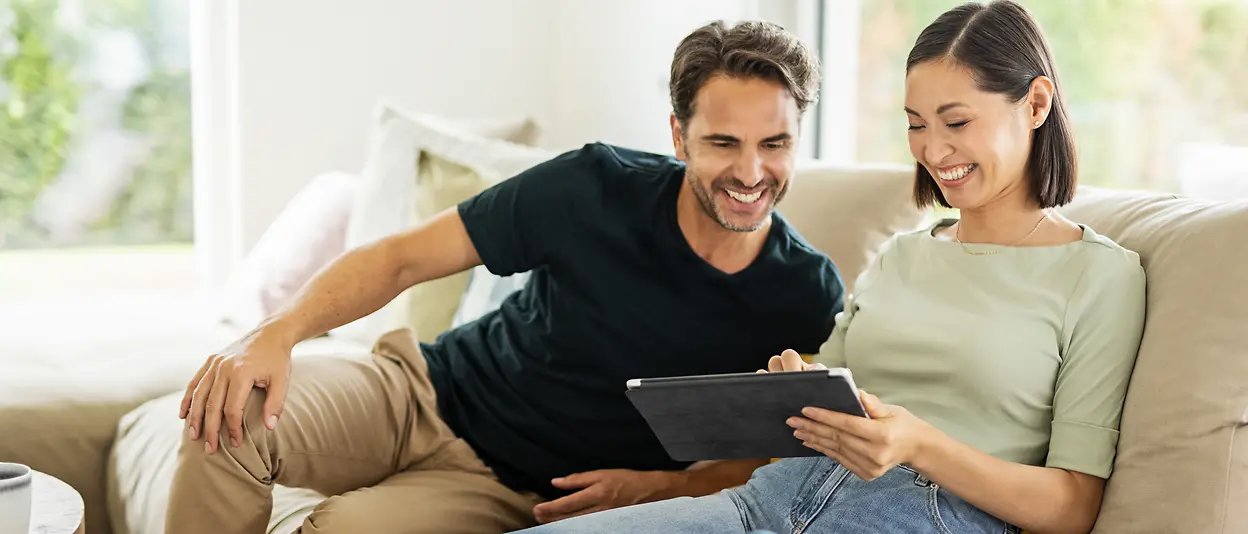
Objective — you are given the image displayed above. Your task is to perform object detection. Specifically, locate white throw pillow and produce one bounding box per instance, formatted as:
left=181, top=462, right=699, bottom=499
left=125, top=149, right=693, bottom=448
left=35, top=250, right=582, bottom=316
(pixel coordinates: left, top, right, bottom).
left=219, top=171, right=357, bottom=328
left=329, top=104, right=552, bottom=346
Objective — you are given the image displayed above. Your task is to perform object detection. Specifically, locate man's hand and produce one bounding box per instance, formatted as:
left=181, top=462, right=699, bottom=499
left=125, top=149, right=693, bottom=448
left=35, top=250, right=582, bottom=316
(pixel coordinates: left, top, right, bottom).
left=178, top=328, right=293, bottom=455
left=532, top=469, right=679, bottom=524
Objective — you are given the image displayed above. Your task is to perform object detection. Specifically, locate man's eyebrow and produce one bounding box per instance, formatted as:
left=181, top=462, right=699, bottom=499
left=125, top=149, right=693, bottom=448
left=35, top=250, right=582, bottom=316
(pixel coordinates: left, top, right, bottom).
left=700, top=133, right=792, bottom=143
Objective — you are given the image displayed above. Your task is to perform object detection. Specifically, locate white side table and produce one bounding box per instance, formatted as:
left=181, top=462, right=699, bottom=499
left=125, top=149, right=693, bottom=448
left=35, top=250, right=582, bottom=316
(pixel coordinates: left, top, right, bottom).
left=29, top=471, right=84, bottom=534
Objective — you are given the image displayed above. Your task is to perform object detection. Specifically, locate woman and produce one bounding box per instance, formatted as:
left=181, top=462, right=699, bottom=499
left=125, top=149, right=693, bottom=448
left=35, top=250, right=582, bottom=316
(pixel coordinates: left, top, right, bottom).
left=516, top=1, right=1146, bottom=533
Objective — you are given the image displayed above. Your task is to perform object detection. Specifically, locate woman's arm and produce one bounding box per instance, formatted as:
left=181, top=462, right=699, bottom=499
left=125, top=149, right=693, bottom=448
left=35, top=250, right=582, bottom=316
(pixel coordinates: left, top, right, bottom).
left=791, top=394, right=1104, bottom=534
left=911, top=423, right=1104, bottom=534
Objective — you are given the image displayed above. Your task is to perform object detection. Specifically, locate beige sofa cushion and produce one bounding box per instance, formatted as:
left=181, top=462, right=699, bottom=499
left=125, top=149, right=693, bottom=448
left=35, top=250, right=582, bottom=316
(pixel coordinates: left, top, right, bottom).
left=1058, top=187, right=1248, bottom=534
left=0, top=293, right=240, bottom=534
left=779, top=162, right=929, bottom=293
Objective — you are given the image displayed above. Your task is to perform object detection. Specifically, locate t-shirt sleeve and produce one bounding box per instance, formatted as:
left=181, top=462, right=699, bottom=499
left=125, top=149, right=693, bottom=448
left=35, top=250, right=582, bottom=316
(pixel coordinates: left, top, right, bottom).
left=812, top=236, right=895, bottom=369
left=1045, top=248, right=1147, bottom=479
left=457, top=145, right=599, bottom=276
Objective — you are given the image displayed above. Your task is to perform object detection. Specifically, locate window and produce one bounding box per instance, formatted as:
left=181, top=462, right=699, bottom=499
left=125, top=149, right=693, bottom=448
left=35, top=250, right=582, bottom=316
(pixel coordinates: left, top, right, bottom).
left=0, top=0, right=192, bottom=249
left=0, top=0, right=192, bottom=295
left=820, top=0, right=1248, bottom=198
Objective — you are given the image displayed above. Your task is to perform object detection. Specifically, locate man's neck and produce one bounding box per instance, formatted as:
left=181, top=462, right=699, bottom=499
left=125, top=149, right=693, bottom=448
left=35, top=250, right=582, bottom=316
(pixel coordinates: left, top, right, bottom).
left=675, top=180, right=772, bottom=275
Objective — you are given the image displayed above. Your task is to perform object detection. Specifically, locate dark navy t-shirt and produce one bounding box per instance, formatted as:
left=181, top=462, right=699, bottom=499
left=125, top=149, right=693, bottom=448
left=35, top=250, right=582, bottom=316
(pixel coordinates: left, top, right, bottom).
left=421, top=142, right=844, bottom=499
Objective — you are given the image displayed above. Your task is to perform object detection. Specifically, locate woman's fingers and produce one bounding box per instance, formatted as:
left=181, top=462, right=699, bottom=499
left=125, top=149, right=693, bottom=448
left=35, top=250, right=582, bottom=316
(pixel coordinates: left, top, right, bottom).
left=780, top=349, right=806, bottom=371
left=768, top=355, right=785, bottom=373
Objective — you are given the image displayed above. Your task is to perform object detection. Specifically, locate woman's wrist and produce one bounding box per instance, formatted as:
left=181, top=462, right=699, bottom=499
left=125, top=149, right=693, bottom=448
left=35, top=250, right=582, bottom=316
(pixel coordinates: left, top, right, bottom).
left=907, top=419, right=950, bottom=475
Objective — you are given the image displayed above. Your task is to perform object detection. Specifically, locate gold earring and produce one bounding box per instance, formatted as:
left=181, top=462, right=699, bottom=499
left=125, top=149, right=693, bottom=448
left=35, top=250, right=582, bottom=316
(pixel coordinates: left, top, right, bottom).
left=1034, top=120, right=1041, bottom=126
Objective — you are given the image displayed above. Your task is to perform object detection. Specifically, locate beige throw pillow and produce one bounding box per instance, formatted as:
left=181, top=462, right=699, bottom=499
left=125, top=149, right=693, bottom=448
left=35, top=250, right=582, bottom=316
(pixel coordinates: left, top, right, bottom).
left=331, top=105, right=552, bottom=345
left=1058, top=187, right=1248, bottom=534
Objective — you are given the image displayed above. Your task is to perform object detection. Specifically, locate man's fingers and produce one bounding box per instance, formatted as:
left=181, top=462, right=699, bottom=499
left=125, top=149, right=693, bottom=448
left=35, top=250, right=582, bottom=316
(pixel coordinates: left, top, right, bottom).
left=180, top=358, right=213, bottom=419
left=202, top=364, right=232, bottom=455
left=223, top=374, right=255, bottom=448
left=780, top=349, right=805, bottom=372
left=551, top=470, right=601, bottom=490
left=186, top=359, right=220, bottom=441
left=532, top=488, right=601, bottom=524
left=263, top=369, right=289, bottom=431
left=548, top=505, right=608, bottom=524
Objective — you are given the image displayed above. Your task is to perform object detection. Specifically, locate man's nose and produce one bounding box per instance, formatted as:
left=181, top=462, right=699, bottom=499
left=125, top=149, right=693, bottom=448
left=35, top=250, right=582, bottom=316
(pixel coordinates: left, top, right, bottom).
left=733, top=149, right=765, bottom=187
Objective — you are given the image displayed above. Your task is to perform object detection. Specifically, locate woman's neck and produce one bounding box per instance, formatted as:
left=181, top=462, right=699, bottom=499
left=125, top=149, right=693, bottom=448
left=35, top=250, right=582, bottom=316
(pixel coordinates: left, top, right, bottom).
left=953, top=198, right=1049, bottom=245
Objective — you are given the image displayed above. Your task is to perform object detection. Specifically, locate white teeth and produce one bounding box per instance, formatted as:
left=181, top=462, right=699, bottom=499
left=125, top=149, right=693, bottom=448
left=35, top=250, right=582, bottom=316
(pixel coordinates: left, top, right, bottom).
left=726, top=190, right=763, bottom=203
left=936, top=164, right=976, bottom=182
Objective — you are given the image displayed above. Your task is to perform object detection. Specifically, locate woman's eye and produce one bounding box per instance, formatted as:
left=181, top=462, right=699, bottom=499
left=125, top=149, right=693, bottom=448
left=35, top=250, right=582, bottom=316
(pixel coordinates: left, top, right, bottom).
left=907, top=124, right=925, bottom=131
left=947, top=121, right=969, bottom=129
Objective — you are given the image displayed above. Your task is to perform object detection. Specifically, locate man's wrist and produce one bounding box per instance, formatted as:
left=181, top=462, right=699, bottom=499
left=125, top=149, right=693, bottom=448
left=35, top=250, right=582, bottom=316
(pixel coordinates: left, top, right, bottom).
left=255, top=316, right=302, bottom=353
left=651, top=469, right=694, bottom=501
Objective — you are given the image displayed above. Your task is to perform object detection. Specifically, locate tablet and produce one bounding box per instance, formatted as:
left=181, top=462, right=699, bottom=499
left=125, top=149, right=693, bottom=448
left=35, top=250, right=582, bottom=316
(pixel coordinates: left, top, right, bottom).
left=625, top=369, right=868, bottom=462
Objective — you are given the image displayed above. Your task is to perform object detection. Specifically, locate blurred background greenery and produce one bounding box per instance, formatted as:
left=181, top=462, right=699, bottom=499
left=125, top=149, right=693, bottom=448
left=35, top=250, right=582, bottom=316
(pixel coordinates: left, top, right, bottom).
left=1, top=0, right=1244, bottom=251
left=857, top=0, right=1248, bottom=192
left=0, top=0, right=190, bottom=249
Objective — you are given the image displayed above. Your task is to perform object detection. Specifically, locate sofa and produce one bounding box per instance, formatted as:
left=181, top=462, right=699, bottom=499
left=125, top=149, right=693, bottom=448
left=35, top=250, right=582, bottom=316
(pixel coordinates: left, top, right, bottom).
left=2, top=107, right=1246, bottom=534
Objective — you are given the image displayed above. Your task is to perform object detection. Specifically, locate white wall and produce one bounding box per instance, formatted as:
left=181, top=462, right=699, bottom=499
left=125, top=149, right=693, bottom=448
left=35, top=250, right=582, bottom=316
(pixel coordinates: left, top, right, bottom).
left=233, top=0, right=557, bottom=253
left=193, top=0, right=809, bottom=288
left=546, top=0, right=755, bottom=154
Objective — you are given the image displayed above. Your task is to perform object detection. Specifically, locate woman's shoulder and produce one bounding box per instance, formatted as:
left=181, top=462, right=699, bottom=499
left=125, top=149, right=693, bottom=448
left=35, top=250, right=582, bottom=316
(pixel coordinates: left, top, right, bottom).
left=1072, top=225, right=1143, bottom=273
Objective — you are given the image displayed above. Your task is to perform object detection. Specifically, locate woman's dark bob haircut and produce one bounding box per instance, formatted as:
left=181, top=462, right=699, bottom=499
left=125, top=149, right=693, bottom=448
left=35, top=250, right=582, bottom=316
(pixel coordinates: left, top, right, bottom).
left=908, top=0, right=1077, bottom=209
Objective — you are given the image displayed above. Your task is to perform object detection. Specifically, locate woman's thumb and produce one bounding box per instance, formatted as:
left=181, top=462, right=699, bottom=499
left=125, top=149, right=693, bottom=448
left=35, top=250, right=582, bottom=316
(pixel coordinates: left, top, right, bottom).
left=860, top=390, right=888, bottom=418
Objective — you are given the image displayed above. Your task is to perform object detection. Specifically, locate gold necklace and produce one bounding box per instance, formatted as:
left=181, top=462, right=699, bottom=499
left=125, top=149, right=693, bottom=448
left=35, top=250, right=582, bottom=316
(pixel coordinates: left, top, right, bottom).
left=955, top=210, right=1051, bottom=256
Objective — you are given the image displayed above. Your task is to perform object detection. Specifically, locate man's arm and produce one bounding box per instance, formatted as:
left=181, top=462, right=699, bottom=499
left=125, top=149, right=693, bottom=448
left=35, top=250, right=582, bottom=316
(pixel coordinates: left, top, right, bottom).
left=665, top=459, right=768, bottom=498
left=533, top=459, right=768, bottom=524
left=181, top=207, right=481, bottom=454
left=260, top=207, right=481, bottom=349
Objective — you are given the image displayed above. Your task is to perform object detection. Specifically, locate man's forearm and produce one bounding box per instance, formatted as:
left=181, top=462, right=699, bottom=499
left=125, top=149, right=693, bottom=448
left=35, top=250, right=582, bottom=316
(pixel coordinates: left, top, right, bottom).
left=661, top=459, right=768, bottom=500
left=258, top=239, right=411, bottom=350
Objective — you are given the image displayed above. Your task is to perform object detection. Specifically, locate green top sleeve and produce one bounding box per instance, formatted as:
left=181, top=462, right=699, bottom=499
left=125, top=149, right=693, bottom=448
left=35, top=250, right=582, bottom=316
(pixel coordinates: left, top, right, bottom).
left=1044, top=247, right=1147, bottom=478
left=813, top=237, right=895, bottom=370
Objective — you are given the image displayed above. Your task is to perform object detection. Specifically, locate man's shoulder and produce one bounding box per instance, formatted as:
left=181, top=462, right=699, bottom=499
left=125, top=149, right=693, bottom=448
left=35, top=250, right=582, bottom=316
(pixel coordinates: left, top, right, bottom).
left=530, top=142, right=681, bottom=193
left=769, top=214, right=845, bottom=290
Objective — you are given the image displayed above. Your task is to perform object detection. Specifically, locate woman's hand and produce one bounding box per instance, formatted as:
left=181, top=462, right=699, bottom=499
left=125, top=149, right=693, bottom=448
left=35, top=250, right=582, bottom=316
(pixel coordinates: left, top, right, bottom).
left=758, top=349, right=827, bottom=373
left=787, top=390, right=936, bottom=481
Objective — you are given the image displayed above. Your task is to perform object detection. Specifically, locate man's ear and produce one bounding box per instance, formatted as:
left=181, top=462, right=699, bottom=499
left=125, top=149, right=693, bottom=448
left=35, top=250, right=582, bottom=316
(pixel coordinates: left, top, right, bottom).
left=1027, top=76, right=1055, bottom=129
left=670, top=113, right=687, bottom=161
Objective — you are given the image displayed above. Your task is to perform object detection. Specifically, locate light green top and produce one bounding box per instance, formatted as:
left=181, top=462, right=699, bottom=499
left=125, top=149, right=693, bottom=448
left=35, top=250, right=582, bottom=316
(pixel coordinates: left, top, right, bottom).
left=814, top=220, right=1146, bottom=478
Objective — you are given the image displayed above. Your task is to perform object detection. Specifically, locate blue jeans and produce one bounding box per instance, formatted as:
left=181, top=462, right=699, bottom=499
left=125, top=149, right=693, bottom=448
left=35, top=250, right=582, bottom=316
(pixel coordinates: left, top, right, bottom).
left=513, top=457, right=1019, bottom=533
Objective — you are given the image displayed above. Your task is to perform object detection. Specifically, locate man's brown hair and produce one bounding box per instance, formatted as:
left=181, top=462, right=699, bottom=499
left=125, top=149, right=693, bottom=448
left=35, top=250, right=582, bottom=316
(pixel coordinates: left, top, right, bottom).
left=669, top=20, right=821, bottom=129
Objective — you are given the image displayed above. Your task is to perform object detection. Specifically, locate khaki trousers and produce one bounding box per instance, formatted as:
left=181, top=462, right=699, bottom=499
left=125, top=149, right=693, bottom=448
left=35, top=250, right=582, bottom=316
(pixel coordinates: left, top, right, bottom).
left=166, top=329, right=543, bottom=533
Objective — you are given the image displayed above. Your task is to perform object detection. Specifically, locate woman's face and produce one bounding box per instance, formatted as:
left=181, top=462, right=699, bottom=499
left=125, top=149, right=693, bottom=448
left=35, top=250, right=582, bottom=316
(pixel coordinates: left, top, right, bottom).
left=904, top=59, right=1039, bottom=211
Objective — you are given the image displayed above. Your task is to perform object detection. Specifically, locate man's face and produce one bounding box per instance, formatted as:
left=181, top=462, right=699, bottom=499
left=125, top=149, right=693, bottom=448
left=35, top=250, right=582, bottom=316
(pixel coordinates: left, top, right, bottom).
left=672, top=75, right=801, bottom=233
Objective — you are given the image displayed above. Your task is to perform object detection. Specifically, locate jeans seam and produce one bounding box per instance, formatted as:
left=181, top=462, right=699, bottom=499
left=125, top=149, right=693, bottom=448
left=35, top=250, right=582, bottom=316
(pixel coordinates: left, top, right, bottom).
left=791, top=466, right=852, bottom=533
left=927, top=485, right=955, bottom=534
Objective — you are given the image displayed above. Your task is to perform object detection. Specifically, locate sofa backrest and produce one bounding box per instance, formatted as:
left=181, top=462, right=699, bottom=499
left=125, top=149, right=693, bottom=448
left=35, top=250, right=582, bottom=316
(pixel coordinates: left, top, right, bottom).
left=780, top=161, right=929, bottom=293
left=1059, top=186, right=1248, bottom=534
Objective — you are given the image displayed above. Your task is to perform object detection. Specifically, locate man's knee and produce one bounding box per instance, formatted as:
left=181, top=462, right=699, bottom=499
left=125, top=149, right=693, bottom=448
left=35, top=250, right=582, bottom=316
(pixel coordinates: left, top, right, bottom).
left=176, top=388, right=272, bottom=477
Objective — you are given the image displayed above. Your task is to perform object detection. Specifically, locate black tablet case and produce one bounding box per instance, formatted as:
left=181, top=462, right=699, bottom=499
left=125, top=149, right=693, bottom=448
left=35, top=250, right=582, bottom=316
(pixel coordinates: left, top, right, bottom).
left=625, top=370, right=867, bottom=462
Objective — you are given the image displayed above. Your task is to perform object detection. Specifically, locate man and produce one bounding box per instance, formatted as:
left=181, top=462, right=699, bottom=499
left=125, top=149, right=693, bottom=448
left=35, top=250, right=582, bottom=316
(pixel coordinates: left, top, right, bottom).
left=170, top=19, right=843, bottom=533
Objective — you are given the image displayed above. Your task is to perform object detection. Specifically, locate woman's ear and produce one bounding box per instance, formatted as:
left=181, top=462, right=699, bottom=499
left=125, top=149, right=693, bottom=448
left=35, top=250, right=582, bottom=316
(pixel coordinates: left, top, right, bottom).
left=1028, top=76, right=1055, bottom=129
